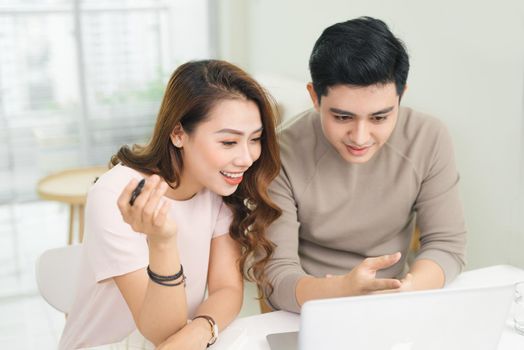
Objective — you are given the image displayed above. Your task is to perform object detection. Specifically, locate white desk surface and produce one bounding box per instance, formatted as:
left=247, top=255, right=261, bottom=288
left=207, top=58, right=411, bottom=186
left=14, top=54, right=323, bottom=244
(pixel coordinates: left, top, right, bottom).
left=212, top=265, right=524, bottom=350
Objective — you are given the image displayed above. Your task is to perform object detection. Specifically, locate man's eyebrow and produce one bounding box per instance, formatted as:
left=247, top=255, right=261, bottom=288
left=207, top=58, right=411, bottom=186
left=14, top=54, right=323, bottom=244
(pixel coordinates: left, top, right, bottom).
left=214, top=126, right=263, bottom=135
left=329, top=106, right=395, bottom=116
left=371, top=106, right=395, bottom=116
left=329, top=108, right=356, bottom=116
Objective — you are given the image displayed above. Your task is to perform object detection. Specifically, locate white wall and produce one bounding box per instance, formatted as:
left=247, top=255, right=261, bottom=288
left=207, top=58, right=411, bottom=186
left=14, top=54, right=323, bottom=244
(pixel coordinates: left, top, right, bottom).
left=169, top=0, right=213, bottom=63
left=217, top=0, right=524, bottom=270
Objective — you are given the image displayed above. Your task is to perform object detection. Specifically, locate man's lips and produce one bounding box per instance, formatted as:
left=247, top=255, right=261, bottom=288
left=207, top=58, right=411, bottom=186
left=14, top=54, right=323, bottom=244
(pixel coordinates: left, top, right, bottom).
left=348, top=145, right=368, bottom=151
left=345, top=144, right=374, bottom=156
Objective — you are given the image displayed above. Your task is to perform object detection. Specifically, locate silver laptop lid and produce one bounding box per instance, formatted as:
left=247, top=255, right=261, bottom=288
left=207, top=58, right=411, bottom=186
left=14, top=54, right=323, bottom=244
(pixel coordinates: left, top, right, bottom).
left=267, top=331, right=298, bottom=350
left=299, top=284, right=515, bottom=350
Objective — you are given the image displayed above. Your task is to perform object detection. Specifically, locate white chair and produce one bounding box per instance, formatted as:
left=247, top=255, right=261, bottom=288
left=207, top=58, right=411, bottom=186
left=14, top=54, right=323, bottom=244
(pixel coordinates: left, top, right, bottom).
left=35, top=244, right=82, bottom=313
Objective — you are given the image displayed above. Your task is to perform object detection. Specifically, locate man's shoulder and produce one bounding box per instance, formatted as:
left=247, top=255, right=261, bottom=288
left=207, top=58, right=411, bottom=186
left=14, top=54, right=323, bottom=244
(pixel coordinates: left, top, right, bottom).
left=275, top=109, right=331, bottom=185
left=279, top=108, right=318, bottom=138
left=391, top=107, right=448, bottom=148
left=279, top=109, right=325, bottom=158
left=386, top=107, right=452, bottom=170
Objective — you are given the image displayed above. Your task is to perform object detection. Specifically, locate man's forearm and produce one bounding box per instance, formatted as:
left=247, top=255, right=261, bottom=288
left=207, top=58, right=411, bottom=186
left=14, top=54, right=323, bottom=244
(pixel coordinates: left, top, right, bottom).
left=296, top=275, right=348, bottom=307
left=408, top=259, right=445, bottom=290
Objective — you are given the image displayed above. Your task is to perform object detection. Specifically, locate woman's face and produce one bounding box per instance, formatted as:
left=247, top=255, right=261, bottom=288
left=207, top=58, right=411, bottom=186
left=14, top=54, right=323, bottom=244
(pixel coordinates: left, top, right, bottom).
left=174, top=98, right=263, bottom=197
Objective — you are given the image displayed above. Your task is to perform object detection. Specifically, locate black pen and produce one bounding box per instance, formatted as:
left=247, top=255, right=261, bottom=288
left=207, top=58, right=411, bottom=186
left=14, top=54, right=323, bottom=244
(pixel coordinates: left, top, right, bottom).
left=129, top=178, right=145, bottom=206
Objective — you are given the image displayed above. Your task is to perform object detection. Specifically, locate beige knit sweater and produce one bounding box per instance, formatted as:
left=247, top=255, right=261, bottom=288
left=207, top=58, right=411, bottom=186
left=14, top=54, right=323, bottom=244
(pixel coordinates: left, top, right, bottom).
left=265, top=107, right=467, bottom=313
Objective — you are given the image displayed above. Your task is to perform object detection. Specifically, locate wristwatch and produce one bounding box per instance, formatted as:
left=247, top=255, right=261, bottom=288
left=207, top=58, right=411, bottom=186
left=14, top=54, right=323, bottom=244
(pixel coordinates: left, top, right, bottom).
left=193, top=315, right=218, bottom=347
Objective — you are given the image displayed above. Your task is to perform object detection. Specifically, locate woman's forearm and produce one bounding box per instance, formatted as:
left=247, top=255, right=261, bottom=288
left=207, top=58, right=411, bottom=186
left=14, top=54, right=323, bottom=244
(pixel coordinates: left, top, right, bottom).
left=137, top=240, right=189, bottom=345
left=193, top=285, right=243, bottom=332
left=157, top=285, right=243, bottom=349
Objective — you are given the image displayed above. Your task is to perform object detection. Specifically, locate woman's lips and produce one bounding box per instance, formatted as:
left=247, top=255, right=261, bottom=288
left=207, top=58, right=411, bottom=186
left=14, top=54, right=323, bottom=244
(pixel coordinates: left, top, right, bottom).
left=220, top=171, right=243, bottom=185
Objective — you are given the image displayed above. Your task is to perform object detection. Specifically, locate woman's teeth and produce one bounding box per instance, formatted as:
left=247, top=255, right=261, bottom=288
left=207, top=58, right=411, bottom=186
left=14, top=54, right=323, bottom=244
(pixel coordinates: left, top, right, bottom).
left=220, top=171, right=243, bottom=178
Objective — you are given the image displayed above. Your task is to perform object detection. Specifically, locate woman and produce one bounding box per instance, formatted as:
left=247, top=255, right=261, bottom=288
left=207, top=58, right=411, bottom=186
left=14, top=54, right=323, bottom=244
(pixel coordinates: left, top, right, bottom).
left=59, top=60, right=281, bottom=349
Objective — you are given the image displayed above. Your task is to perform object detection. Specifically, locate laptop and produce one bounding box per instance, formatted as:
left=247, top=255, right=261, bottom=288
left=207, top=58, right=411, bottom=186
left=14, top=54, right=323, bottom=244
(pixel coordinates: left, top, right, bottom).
left=267, top=284, right=516, bottom=350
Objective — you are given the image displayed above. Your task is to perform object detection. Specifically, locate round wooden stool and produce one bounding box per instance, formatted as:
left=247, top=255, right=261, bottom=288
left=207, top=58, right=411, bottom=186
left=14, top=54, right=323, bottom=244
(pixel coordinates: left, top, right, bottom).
left=36, top=166, right=108, bottom=244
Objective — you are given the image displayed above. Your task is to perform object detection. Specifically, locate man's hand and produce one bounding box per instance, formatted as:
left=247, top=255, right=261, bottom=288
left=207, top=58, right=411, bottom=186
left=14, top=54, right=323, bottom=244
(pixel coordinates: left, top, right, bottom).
left=397, top=272, right=414, bottom=291
left=372, top=272, right=415, bottom=295
left=341, top=252, right=403, bottom=295
left=374, top=259, right=445, bottom=295
left=296, top=252, right=403, bottom=307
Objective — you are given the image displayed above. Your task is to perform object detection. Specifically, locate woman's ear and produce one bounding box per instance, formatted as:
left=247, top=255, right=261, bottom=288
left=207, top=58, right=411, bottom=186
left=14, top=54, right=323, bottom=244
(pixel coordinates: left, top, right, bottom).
left=306, top=83, right=320, bottom=112
left=170, top=123, right=185, bottom=148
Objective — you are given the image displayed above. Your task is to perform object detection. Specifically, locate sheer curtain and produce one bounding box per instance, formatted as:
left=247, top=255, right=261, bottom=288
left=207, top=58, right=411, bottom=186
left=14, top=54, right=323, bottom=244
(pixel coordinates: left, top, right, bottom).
left=0, top=0, right=212, bottom=202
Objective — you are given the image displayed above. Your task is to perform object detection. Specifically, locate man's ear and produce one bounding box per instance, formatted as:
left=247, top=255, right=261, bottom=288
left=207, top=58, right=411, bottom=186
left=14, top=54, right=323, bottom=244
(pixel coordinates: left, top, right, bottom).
left=170, top=123, right=185, bottom=148
left=399, top=84, right=408, bottom=102
left=307, top=83, right=321, bottom=112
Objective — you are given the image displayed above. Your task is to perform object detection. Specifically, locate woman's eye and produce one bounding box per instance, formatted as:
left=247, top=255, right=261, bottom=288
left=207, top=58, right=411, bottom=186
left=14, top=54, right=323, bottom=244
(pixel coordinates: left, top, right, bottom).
left=251, top=137, right=262, bottom=143
left=221, top=141, right=236, bottom=146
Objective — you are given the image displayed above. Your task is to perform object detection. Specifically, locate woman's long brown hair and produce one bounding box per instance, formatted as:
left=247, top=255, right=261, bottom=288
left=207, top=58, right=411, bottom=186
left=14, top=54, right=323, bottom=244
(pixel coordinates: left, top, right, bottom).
left=111, top=60, right=281, bottom=293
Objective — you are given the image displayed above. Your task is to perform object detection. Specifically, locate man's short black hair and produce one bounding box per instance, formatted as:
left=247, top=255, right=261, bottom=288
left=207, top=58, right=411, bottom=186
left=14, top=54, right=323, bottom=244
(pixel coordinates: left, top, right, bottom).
left=309, top=16, right=409, bottom=101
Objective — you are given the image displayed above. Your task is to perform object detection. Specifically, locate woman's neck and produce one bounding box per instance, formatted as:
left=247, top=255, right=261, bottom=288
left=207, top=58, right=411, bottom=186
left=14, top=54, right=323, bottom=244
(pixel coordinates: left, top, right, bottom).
left=165, top=172, right=202, bottom=201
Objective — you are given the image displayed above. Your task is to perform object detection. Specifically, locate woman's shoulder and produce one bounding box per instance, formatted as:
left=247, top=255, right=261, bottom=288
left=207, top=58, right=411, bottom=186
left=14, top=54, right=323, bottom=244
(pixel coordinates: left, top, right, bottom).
left=89, top=163, right=144, bottom=196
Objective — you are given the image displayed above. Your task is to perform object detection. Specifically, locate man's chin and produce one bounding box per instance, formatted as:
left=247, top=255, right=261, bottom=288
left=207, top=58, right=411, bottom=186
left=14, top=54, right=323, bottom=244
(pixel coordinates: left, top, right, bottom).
left=339, top=147, right=376, bottom=164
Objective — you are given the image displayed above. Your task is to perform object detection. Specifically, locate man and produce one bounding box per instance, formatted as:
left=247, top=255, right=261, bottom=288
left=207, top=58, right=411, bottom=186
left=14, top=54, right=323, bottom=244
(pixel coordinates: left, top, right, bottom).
left=264, top=17, right=467, bottom=313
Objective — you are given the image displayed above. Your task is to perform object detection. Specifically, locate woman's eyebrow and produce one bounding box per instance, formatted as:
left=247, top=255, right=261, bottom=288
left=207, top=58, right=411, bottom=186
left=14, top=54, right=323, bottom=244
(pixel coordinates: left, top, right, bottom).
left=214, top=126, right=263, bottom=135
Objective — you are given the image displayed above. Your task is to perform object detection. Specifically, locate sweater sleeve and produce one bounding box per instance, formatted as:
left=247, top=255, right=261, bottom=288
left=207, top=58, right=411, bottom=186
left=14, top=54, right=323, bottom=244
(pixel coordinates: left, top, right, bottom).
left=263, top=166, right=307, bottom=313
left=413, top=122, right=467, bottom=284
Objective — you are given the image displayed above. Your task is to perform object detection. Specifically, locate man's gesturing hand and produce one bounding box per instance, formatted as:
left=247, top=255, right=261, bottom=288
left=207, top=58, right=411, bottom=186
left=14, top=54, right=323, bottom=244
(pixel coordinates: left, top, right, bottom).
left=342, top=252, right=402, bottom=295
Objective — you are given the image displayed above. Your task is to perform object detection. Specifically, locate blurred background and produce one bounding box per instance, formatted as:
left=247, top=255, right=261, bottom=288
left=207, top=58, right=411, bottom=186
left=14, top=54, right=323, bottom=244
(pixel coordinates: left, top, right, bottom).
left=0, top=0, right=523, bottom=348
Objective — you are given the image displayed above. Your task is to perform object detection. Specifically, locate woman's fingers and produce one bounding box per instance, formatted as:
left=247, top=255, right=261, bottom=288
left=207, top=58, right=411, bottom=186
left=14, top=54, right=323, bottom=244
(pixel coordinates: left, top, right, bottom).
left=132, top=175, right=159, bottom=214
left=117, top=178, right=138, bottom=219
left=142, top=181, right=168, bottom=224
left=116, top=175, right=175, bottom=237
left=153, top=199, right=171, bottom=228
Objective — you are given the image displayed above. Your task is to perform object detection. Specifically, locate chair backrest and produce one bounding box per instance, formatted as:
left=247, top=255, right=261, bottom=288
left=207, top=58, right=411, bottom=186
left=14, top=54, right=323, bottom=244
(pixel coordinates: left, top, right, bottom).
left=35, top=244, right=82, bottom=313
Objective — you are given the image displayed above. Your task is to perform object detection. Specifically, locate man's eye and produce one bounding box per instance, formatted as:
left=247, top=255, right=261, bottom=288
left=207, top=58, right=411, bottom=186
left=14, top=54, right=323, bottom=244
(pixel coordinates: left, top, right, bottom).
left=334, top=115, right=352, bottom=121
left=372, top=116, right=388, bottom=122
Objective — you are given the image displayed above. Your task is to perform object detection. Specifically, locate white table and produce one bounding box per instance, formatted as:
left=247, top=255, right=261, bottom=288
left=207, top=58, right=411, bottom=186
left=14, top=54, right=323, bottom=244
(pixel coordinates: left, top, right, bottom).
left=212, top=265, right=524, bottom=350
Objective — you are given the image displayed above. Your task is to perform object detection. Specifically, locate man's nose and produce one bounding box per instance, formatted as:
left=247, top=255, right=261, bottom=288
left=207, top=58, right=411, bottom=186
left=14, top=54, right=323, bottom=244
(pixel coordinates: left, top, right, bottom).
left=350, top=120, right=370, bottom=146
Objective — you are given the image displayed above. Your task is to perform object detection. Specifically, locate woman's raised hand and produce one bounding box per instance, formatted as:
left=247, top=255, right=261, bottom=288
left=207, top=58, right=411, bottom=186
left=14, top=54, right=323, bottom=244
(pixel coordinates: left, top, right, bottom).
left=117, top=175, right=177, bottom=243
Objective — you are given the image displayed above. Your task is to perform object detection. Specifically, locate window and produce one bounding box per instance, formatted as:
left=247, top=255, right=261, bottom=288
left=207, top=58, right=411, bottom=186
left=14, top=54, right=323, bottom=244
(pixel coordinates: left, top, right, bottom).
left=0, top=0, right=212, bottom=201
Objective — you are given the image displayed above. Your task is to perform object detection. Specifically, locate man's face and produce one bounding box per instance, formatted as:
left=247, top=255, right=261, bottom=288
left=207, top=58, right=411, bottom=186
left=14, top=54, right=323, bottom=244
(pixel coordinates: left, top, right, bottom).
left=309, top=82, right=401, bottom=164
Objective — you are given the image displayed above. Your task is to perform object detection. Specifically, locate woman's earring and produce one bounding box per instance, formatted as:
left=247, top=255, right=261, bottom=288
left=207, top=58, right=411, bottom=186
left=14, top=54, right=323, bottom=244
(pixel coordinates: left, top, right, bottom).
left=174, top=138, right=182, bottom=148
